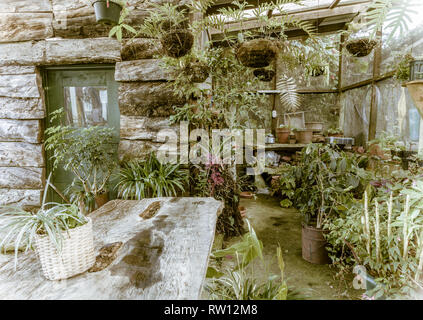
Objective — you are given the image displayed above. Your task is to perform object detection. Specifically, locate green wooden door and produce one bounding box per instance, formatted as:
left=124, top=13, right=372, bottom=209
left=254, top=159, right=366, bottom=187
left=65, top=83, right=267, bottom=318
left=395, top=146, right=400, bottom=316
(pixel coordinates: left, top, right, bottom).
left=43, top=65, right=120, bottom=203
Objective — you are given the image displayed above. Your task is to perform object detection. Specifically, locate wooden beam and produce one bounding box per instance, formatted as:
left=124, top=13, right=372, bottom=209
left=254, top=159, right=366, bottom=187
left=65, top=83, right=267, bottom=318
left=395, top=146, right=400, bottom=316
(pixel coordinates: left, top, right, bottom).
left=206, top=0, right=277, bottom=15
left=368, top=29, right=382, bottom=141
left=340, top=71, right=394, bottom=92
left=209, top=2, right=368, bottom=36
left=329, top=0, right=342, bottom=9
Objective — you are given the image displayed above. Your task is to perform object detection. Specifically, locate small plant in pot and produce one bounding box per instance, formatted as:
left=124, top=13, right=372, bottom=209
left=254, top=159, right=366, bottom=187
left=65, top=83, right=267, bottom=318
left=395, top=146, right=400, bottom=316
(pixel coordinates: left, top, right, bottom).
left=275, top=124, right=291, bottom=144
left=0, top=175, right=95, bottom=281
left=293, top=127, right=313, bottom=144
left=327, top=127, right=343, bottom=137
left=93, top=0, right=127, bottom=26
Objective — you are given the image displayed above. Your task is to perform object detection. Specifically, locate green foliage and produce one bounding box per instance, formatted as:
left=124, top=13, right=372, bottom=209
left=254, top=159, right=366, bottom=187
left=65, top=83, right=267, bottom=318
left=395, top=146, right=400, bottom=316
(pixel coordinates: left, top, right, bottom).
left=205, top=220, right=295, bottom=300
left=325, top=180, right=423, bottom=299
left=366, top=0, right=420, bottom=43
left=0, top=175, right=87, bottom=269
left=115, top=153, right=188, bottom=200
left=45, top=109, right=117, bottom=202
left=393, top=53, right=414, bottom=82
left=295, top=144, right=371, bottom=228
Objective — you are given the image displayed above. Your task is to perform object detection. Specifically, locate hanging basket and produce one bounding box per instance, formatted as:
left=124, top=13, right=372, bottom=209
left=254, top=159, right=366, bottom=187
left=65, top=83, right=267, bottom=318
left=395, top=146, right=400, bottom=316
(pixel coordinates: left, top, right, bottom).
left=34, top=218, right=95, bottom=281
left=185, top=61, right=210, bottom=83
left=93, top=0, right=122, bottom=26
left=161, top=29, right=194, bottom=58
left=253, top=68, right=275, bottom=82
left=236, top=39, right=278, bottom=68
left=345, top=38, right=378, bottom=57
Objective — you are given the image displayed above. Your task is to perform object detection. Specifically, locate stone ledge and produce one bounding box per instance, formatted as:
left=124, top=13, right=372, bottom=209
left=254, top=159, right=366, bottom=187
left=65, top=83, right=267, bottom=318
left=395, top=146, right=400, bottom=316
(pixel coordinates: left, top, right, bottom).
left=0, top=142, right=44, bottom=167
left=0, top=97, right=45, bottom=119
left=115, top=59, right=174, bottom=82
left=0, top=119, right=42, bottom=143
left=0, top=13, right=53, bottom=43
left=0, top=189, right=42, bottom=207
left=0, top=167, right=44, bottom=189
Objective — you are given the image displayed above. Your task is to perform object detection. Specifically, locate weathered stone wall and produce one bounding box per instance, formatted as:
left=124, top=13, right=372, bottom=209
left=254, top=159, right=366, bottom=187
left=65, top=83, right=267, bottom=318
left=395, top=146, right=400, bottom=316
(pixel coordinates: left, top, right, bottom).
left=0, top=0, right=186, bottom=207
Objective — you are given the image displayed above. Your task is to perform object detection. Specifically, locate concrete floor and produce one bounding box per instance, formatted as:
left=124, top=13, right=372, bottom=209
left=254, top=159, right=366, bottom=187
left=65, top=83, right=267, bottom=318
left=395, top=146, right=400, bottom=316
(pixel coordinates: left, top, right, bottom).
left=232, top=194, right=362, bottom=300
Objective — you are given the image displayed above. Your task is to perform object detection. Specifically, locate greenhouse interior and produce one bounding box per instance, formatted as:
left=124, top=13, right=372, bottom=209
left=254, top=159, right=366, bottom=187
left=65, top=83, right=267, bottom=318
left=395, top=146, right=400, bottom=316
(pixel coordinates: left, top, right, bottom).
left=1, top=0, right=423, bottom=303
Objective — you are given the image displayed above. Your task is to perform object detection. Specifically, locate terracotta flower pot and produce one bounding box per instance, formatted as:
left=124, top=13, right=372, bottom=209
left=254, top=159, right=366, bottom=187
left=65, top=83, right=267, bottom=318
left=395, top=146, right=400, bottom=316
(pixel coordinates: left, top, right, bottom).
left=275, top=128, right=290, bottom=143
left=239, top=206, right=247, bottom=217
left=240, top=191, right=254, bottom=199
left=305, top=122, right=324, bottom=133
left=95, top=193, right=109, bottom=208
left=294, top=129, right=313, bottom=144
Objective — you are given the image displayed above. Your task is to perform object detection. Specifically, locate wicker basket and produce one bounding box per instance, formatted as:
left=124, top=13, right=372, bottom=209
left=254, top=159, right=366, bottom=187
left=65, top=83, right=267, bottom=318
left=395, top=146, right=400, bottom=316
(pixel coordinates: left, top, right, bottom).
left=34, top=218, right=95, bottom=281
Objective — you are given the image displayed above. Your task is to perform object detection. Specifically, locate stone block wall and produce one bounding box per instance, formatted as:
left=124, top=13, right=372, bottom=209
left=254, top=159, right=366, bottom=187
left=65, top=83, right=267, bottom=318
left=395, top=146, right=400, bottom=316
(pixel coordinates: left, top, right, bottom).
left=0, top=0, right=186, bottom=207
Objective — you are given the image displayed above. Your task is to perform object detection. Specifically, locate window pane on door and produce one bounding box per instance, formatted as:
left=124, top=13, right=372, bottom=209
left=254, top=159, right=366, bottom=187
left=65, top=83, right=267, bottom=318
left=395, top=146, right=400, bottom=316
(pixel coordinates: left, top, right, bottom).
left=64, top=86, right=108, bottom=127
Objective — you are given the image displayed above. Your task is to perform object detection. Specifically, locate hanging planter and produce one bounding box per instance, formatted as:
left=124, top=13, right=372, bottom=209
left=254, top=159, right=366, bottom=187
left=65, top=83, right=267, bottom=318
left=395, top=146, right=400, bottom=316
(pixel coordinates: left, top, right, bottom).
left=93, top=0, right=123, bottom=26
left=185, top=61, right=210, bottom=83
left=161, top=29, right=194, bottom=58
left=236, top=38, right=278, bottom=68
left=345, top=38, right=378, bottom=57
left=253, top=68, right=275, bottom=82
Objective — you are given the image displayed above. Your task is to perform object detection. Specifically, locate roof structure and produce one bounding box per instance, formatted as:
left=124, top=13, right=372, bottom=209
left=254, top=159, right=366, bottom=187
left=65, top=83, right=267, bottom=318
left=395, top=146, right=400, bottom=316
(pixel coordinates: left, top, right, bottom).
left=207, top=0, right=372, bottom=42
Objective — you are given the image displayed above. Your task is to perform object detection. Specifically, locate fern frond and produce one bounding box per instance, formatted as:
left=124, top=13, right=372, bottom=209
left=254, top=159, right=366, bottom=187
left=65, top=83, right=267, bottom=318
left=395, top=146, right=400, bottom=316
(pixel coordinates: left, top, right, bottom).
left=276, top=76, right=301, bottom=112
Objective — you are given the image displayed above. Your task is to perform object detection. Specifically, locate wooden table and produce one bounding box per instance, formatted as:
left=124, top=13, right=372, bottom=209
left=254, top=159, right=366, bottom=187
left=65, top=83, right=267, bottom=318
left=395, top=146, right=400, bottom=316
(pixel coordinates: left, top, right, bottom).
left=0, top=198, right=223, bottom=300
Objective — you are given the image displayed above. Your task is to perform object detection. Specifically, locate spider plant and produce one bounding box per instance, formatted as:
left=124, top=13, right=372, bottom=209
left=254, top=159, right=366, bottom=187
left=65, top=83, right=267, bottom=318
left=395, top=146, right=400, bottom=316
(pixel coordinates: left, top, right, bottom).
left=115, top=153, right=188, bottom=200
left=0, top=174, right=88, bottom=270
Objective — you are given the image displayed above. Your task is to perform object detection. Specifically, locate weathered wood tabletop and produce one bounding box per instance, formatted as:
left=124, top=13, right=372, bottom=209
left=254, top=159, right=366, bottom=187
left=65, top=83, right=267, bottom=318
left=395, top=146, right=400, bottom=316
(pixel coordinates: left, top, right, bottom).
left=0, top=197, right=223, bottom=300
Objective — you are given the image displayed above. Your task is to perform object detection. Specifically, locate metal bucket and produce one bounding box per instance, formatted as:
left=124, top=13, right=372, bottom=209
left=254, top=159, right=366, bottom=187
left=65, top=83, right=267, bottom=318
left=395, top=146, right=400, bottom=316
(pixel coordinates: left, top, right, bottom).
left=301, top=224, right=330, bottom=264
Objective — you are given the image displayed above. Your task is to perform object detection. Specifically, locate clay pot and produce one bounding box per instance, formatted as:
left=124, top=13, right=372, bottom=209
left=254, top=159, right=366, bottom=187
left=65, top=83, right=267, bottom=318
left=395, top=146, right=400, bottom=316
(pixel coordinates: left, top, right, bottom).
left=275, top=128, right=290, bottom=143
left=302, top=224, right=330, bottom=265
left=345, top=38, right=378, bottom=57
left=236, top=39, right=278, bottom=68
left=294, top=129, right=313, bottom=144
left=93, top=0, right=122, bottom=26
left=239, top=206, right=247, bottom=217
left=95, top=193, right=109, bottom=208
left=240, top=191, right=254, bottom=199
left=161, top=29, right=194, bottom=58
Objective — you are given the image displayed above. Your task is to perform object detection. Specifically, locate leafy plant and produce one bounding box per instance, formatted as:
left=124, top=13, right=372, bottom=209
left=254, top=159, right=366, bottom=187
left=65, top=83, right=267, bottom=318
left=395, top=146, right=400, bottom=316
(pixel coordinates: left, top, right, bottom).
left=325, top=180, right=423, bottom=299
left=115, top=153, right=188, bottom=200
left=0, top=175, right=88, bottom=270
left=45, top=109, right=117, bottom=213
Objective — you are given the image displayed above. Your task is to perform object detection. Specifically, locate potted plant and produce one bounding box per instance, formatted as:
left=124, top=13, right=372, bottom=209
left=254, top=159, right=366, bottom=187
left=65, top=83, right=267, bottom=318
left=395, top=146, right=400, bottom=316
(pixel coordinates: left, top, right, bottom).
left=45, top=109, right=117, bottom=214
left=236, top=38, right=279, bottom=68
left=275, top=124, right=291, bottom=144
left=327, top=127, right=343, bottom=137
left=93, top=0, right=126, bottom=26
left=341, top=22, right=378, bottom=57
left=138, top=3, right=194, bottom=58
left=0, top=176, right=95, bottom=281
left=293, top=127, right=313, bottom=144
left=253, top=68, right=275, bottom=82
left=296, top=144, right=367, bottom=265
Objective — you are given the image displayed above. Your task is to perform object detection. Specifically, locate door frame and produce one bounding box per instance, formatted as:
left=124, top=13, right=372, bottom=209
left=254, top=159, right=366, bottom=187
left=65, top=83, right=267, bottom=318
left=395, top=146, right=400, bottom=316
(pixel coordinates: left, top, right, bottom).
left=41, top=64, right=120, bottom=203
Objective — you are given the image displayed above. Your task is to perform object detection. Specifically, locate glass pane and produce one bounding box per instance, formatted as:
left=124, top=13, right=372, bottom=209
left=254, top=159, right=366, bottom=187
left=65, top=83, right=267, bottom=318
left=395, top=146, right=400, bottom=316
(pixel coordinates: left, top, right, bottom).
left=63, top=86, right=108, bottom=127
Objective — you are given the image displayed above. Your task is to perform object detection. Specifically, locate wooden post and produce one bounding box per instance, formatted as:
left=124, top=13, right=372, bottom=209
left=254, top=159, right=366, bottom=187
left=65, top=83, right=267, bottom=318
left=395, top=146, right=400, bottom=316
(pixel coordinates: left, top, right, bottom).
left=368, top=29, right=382, bottom=141
left=338, top=34, right=344, bottom=129
left=271, top=59, right=278, bottom=135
